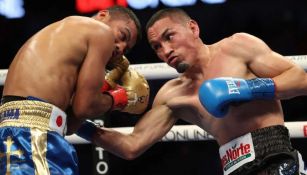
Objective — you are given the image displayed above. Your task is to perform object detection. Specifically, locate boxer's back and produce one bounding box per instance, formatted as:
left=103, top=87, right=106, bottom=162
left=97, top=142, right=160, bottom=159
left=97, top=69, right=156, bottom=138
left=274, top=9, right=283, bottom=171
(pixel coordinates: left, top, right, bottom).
left=3, top=16, right=99, bottom=109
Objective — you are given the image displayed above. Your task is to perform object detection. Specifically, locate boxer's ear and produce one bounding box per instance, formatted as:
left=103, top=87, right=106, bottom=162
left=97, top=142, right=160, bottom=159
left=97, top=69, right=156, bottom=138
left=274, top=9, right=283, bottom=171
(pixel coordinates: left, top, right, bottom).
left=188, top=20, right=200, bottom=38
left=95, top=10, right=111, bottom=21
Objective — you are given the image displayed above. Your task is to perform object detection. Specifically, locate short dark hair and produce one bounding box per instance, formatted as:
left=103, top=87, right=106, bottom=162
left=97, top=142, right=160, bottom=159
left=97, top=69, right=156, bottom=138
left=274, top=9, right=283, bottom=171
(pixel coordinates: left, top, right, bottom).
left=146, top=8, right=191, bottom=33
left=107, top=5, right=142, bottom=44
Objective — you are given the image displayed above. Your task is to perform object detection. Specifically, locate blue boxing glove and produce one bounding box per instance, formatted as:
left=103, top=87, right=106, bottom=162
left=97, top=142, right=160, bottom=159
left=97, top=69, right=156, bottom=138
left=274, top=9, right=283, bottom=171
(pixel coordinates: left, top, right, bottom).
left=76, top=120, right=101, bottom=142
left=198, top=77, right=275, bottom=118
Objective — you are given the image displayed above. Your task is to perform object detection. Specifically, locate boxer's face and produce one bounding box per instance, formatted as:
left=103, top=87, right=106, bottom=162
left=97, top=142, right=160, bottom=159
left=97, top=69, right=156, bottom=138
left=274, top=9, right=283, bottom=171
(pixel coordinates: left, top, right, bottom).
left=95, top=10, right=137, bottom=58
left=147, top=17, right=197, bottom=72
left=108, top=18, right=138, bottom=58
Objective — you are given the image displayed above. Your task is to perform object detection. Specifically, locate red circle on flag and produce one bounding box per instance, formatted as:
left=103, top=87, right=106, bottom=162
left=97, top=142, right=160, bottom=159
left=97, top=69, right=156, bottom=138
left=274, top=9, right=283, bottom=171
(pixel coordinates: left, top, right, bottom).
left=56, top=116, right=63, bottom=127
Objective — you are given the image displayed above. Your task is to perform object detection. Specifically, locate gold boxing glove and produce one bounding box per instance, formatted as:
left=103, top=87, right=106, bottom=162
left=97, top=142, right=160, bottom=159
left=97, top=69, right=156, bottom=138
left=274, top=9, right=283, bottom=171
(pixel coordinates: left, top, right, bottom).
left=119, top=68, right=150, bottom=114
left=105, top=55, right=130, bottom=89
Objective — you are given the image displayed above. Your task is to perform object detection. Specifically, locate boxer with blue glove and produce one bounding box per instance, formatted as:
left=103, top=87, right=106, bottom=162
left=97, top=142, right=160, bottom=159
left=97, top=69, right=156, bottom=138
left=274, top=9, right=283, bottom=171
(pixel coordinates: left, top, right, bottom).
left=70, top=9, right=307, bottom=175
left=198, top=77, right=275, bottom=118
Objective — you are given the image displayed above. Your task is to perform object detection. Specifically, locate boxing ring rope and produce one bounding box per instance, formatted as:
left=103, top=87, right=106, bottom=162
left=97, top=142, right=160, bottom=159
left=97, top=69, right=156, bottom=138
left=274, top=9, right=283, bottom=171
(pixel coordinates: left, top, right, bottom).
left=1, top=55, right=307, bottom=144
left=1, top=55, right=307, bottom=84
left=65, top=121, right=307, bottom=144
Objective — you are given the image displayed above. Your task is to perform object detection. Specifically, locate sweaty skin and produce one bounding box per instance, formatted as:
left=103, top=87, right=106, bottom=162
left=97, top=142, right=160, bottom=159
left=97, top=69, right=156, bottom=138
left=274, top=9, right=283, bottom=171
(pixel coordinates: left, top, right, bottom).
left=3, top=13, right=138, bottom=133
left=92, top=17, right=307, bottom=159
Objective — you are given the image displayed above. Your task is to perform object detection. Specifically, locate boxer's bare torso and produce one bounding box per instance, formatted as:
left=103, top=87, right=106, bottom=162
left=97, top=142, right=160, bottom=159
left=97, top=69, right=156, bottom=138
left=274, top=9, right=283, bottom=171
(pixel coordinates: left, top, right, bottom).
left=155, top=33, right=284, bottom=145
left=3, top=16, right=114, bottom=110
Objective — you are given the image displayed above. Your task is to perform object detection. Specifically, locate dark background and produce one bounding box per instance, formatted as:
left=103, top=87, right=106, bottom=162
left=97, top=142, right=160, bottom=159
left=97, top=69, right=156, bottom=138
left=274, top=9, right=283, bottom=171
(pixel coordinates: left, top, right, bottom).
left=1, top=0, right=307, bottom=174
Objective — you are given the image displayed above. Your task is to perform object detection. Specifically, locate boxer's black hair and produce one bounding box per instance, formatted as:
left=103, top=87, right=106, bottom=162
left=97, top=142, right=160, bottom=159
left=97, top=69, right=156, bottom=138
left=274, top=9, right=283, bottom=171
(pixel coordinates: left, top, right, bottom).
left=107, top=5, right=142, bottom=44
left=146, top=8, right=191, bottom=33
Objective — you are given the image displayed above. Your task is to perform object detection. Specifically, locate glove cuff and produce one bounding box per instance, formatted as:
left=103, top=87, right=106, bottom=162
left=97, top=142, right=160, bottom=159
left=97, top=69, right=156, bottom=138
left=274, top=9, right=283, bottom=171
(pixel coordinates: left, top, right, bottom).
left=247, top=78, right=275, bottom=99
left=76, top=120, right=99, bottom=142
left=101, top=80, right=112, bottom=92
left=104, top=87, right=128, bottom=111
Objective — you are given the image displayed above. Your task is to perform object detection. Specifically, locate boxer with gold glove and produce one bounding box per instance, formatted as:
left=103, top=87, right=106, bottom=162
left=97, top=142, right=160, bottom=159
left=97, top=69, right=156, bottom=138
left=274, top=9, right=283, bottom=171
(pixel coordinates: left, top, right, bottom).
left=76, top=57, right=150, bottom=141
left=101, top=55, right=150, bottom=114
left=102, top=55, right=130, bottom=90
left=105, top=68, right=150, bottom=114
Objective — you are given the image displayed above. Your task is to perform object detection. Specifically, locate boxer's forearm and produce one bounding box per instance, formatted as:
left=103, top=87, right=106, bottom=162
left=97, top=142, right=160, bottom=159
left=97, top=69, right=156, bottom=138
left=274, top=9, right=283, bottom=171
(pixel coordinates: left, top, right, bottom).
left=92, top=106, right=177, bottom=160
left=65, top=106, right=85, bottom=135
left=92, top=127, right=146, bottom=160
left=273, top=65, right=307, bottom=99
left=72, top=93, right=113, bottom=119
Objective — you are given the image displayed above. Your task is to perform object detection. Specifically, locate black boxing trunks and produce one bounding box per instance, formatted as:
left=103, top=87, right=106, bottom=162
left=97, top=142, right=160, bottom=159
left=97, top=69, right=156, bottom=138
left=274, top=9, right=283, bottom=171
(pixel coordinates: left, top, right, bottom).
left=219, top=125, right=307, bottom=175
left=0, top=95, right=79, bottom=175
